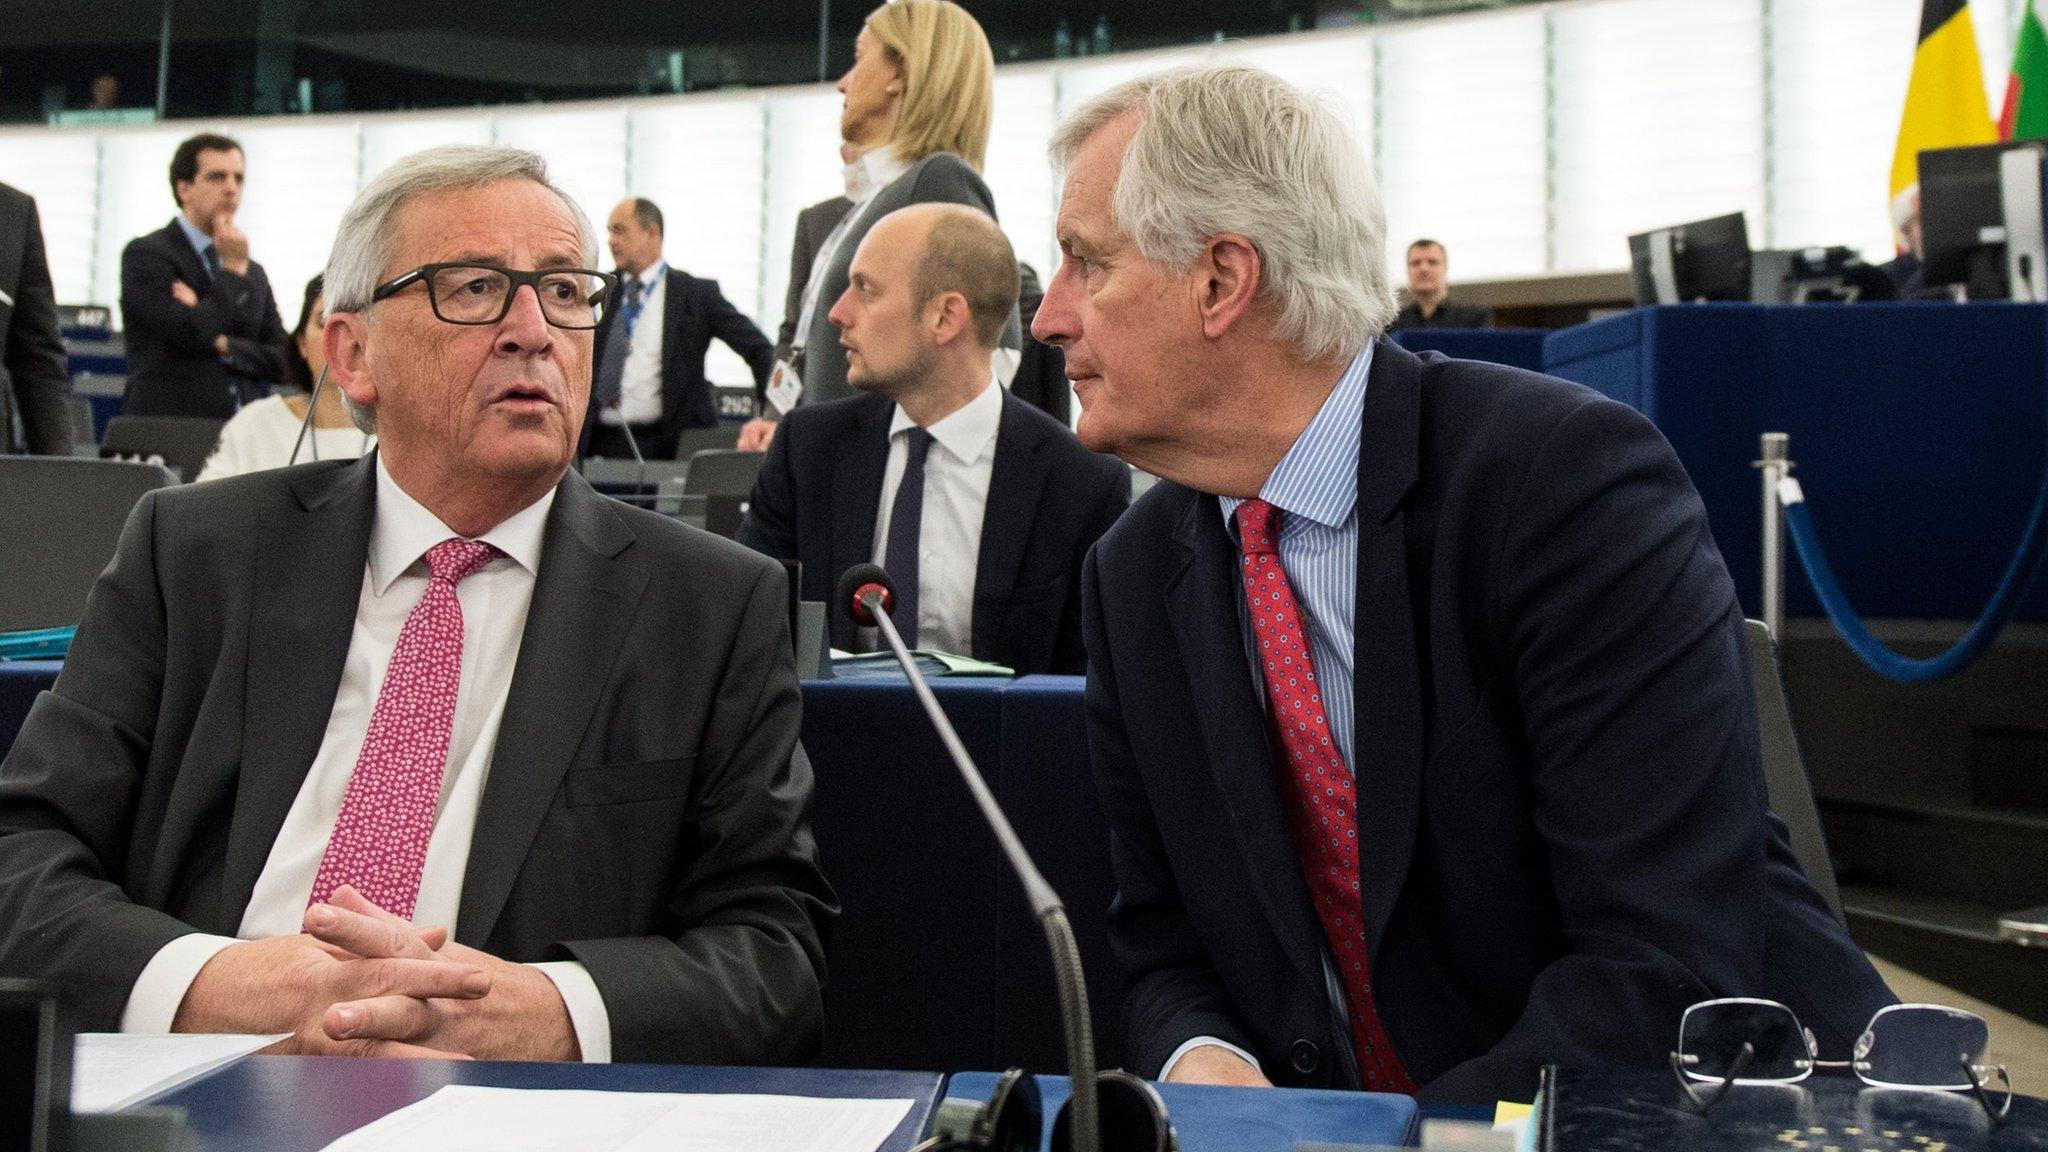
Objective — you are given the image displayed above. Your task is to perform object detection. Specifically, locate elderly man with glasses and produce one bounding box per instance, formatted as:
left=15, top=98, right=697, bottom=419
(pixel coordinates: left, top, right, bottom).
left=0, top=146, right=835, bottom=1066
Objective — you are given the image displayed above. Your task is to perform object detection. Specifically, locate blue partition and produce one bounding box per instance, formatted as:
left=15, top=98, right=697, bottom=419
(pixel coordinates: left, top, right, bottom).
left=1392, top=327, right=1547, bottom=372
left=1543, top=303, right=2048, bottom=621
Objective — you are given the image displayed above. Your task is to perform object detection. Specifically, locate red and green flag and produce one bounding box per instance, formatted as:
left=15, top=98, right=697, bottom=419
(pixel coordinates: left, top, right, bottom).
left=2002, top=0, right=2048, bottom=140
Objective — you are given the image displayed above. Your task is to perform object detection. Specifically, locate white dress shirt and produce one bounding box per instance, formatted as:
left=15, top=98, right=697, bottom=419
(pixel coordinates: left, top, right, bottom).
left=869, top=379, right=1002, bottom=657
left=598, top=263, right=667, bottom=427
left=120, top=456, right=614, bottom=1062
left=194, top=394, right=374, bottom=482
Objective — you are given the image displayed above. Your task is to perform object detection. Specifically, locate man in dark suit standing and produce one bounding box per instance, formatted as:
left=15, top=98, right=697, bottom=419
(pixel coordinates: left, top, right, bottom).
left=583, top=198, right=773, bottom=461
left=1033, top=64, right=1892, bottom=1105
left=1389, top=239, right=1493, bottom=331
left=118, top=133, right=290, bottom=417
left=740, top=203, right=1126, bottom=675
left=0, top=180, right=73, bottom=454
left=0, top=145, right=833, bottom=1066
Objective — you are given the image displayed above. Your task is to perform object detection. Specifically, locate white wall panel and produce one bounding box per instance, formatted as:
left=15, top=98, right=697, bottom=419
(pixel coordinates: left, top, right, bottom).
left=236, top=122, right=360, bottom=321
left=0, top=133, right=101, bottom=304
left=986, top=71, right=1059, bottom=288
left=1769, top=0, right=1919, bottom=260
left=490, top=107, right=629, bottom=253
left=1552, top=0, right=1767, bottom=272
left=1376, top=10, right=1547, bottom=282
left=358, top=115, right=492, bottom=186
left=631, top=95, right=769, bottom=386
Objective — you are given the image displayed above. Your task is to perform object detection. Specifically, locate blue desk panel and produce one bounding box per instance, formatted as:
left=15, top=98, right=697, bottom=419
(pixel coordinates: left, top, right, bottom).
left=1543, top=303, right=2048, bottom=621
left=1392, top=328, right=1548, bottom=373
left=150, top=1056, right=943, bottom=1152
left=944, top=1070, right=1418, bottom=1151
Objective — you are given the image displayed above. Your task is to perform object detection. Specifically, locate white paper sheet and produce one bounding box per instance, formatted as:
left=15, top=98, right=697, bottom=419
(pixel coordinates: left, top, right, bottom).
left=320, top=1086, right=915, bottom=1152
left=71, top=1033, right=286, bottom=1113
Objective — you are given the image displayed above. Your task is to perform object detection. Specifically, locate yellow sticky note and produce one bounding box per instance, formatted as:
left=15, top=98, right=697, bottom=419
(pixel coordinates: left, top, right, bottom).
left=1493, top=1101, right=1534, bottom=1129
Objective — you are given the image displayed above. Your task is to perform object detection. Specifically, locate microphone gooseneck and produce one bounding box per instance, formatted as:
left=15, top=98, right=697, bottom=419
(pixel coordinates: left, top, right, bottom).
left=835, top=563, right=1102, bottom=1152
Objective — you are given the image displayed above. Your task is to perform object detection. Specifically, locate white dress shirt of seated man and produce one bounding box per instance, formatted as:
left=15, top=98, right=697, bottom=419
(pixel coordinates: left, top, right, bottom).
left=169, top=167, right=602, bottom=1062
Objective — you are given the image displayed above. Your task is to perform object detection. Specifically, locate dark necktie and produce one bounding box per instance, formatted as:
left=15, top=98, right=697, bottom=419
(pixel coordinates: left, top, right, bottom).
left=594, top=275, right=646, bottom=410
left=1235, top=498, right=1417, bottom=1094
left=883, top=428, right=936, bottom=648
left=203, top=245, right=222, bottom=281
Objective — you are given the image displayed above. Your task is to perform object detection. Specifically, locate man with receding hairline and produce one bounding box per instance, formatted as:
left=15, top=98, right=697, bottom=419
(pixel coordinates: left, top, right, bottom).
left=1034, top=63, right=1890, bottom=1104
left=740, top=202, right=1127, bottom=673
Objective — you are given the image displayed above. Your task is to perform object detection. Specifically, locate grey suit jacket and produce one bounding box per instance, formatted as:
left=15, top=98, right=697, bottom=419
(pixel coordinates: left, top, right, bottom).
left=0, top=456, right=836, bottom=1064
left=773, top=195, right=853, bottom=376
left=796, top=154, right=1022, bottom=409
left=0, top=182, right=72, bottom=455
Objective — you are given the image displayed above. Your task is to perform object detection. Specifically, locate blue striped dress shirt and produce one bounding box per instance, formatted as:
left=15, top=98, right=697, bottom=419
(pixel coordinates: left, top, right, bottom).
left=1220, top=342, right=1372, bottom=776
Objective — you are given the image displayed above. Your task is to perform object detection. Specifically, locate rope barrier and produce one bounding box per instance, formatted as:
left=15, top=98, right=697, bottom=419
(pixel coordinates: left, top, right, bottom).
left=1777, top=468, right=2048, bottom=682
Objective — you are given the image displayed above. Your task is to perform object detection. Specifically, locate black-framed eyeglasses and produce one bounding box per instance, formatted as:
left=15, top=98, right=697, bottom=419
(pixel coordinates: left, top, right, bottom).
left=370, top=263, right=617, bottom=330
left=1671, top=998, right=2013, bottom=1124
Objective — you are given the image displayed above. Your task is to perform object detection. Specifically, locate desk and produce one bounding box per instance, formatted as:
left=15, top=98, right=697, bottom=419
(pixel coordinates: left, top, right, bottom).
left=0, top=668, right=1121, bottom=1080
left=941, top=1071, right=1419, bottom=1151
left=149, top=1056, right=943, bottom=1152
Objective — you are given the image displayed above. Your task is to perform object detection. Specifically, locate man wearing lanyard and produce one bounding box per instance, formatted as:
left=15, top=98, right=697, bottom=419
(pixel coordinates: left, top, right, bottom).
left=585, top=198, right=772, bottom=462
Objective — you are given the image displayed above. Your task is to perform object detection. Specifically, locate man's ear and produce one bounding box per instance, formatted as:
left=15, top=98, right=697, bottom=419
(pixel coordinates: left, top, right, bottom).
left=926, top=291, right=973, bottom=348
left=1194, top=233, right=1262, bottom=342
left=324, top=312, right=377, bottom=411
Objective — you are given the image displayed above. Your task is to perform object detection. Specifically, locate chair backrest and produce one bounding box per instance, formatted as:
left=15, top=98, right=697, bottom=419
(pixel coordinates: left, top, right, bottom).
left=98, top=415, right=227, bottom=482
left=0, top=457, right=175, bottom=630
left=1745, top=618, right=1846, bottom=922
left=682, top=448, right=766, bottom=498
left=671, top=423, right=742, bottom=461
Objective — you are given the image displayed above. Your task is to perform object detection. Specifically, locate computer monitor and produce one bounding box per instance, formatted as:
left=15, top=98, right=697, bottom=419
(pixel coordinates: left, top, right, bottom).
left=1920, top=140, right=2048, bottom=299
left=1627, top=213, right=1752, bottom=305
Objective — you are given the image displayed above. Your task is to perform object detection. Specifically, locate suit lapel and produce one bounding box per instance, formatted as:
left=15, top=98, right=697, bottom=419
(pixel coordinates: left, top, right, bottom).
left=221, top=457, right=377, bottom=930
left=162, top=220, right=211, bottom=290
left=970, top=395, right=1045, bottom=659
left=829, top=396, right=892, bottom=580
left=1352, top=339, right=1426, bottom=962
left=1166, top=496, right=1327, bottom=990
left=457, top=473, right=645, bottom=946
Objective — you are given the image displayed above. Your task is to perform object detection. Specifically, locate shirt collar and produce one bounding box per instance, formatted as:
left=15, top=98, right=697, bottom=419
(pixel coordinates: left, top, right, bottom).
left=368, top=454, right=556, bottom=596
left=636, top=262, right=666, bottom=291
left=889, top=377, right=1003, bottom=465
left=846, top=147, right=915, bottom=203
left=1220, top=341, right=1373, bottom=533
left=174, top=214, right=214, bottom=260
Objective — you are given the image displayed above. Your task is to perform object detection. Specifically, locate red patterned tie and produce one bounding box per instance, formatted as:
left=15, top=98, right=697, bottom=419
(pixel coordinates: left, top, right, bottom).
left=1235, top=498, right=1418, bottom=1094
left=309, top=538, right=500, bottom=919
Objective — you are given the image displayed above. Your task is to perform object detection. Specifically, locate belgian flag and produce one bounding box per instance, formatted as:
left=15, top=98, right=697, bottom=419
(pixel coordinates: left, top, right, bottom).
left=1891, top=0, right=1998, bottom=199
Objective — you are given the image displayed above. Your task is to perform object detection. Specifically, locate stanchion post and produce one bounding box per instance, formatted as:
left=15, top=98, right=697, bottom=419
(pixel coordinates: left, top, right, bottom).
left=1755, top=432, right=1792, bottom=638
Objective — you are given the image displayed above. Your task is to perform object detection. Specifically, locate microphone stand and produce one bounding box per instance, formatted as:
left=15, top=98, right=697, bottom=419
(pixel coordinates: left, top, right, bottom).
left=855, top=586, right=1101, bottom=1152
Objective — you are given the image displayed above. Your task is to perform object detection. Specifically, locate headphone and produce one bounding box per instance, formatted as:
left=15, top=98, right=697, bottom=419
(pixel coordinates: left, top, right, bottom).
left=911, top=1068, right=1177, bottom=1152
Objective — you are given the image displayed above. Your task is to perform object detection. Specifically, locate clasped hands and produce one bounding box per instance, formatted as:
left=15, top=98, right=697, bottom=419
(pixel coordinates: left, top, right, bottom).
left=172, top=884, right=577, bottom=1062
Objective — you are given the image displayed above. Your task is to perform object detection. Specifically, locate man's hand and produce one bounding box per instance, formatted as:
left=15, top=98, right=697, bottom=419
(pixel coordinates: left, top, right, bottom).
left=1164, top=1045, right=1273, bottom=1087
left=736, top=417, right=778, bottom=452
left=170, top=280, right=198, bottom=307
left=211, top=215, right=251, bottom=276
left=173, top=932, right=490, bottom=1060
left=305, top=886, right=581, bottom=1062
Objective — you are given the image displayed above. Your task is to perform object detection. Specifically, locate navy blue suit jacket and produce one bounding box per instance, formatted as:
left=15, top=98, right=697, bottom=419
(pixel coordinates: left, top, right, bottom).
left=583, top=269, right=773, bottom=453
left=1081, top=339, right=1892, bottom=1104
left=738, top=388, right=1128, bottom=674
left=118, top=220, right=288, bottom=417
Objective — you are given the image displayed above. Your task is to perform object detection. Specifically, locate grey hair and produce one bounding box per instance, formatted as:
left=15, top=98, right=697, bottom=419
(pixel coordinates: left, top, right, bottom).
left=322, top=145, right=600, bottom=435
left=1047, top=63, right=1395, bottom=362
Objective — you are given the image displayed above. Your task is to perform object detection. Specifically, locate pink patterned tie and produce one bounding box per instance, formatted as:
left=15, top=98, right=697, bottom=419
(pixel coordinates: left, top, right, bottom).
left=1235, top=499, right=1417, bottom=1094
left=309, top=538, right=500, bottom=919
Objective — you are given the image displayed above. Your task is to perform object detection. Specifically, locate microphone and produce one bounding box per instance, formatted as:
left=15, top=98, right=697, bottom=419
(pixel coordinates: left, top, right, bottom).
left=834, top=563, right=1108, bottom=1152
left=287, top=363, right=330, bottom=467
